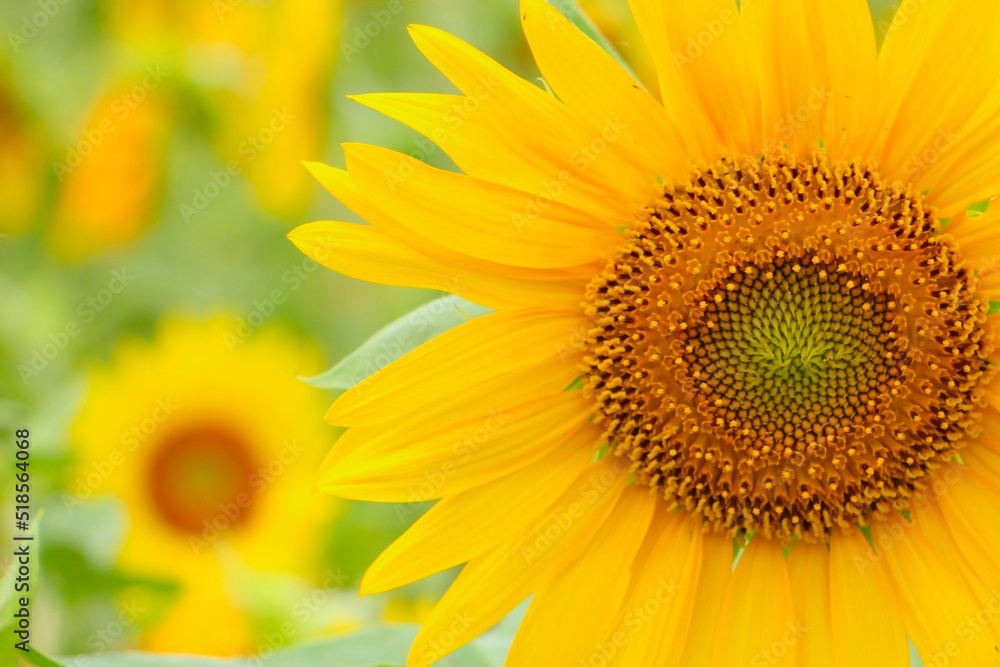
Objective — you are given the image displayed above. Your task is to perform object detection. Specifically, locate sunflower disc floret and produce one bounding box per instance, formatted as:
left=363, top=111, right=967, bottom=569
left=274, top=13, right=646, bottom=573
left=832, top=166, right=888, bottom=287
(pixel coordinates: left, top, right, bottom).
left=583, top=154, right=994, bottom=541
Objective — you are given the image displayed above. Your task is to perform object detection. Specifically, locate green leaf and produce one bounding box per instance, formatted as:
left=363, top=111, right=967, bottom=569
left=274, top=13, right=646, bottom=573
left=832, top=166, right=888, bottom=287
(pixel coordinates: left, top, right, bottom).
left=545, top=0, right=641, bottom=83
left=303, top=296, right=491, bottom=391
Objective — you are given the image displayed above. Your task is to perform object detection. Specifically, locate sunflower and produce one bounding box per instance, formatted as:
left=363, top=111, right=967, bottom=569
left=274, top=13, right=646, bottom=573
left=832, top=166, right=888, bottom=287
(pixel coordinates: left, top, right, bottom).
left=290, top=1, right=1000, bottom=665
left=0, top=69, right=45, bottom=235
left=69, top=317, right=333, bottom=655
left=50, top=75, right=171, bottom=260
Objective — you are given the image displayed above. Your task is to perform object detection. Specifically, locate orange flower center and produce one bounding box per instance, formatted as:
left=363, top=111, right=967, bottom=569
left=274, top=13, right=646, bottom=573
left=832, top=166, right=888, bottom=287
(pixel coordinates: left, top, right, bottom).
left=146, top=425, right=259, bottom=535
left=582, top=154, right=993, bottom=541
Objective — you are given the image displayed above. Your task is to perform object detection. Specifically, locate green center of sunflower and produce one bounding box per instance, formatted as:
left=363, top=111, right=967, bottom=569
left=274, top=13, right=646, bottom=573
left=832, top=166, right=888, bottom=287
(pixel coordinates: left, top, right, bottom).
left=582, top=154, right=994, bottom=542
left=682, top=257, right=899, bottom=438
left=146, top=425, right=258, bottom=535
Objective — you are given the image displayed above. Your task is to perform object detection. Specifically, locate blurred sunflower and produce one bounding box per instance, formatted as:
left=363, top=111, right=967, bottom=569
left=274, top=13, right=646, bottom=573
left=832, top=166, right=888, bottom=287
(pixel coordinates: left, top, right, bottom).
left=70, top=317, right=334, bottom=656
left=0, top=68, right=46, bottom=235
left=101, top=0, right=339, bottom=220
left=49, top=75, right=172, bottom=260
left=205, top=0, right=339, bottom=219
left=291, top=0, right=1000, bottom=665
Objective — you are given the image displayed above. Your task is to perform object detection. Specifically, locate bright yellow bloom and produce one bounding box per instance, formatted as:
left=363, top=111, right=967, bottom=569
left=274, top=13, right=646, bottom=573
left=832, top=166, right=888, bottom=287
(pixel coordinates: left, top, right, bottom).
left=291, top=1, right=1000, bottom=665
left=70, top=317, right=334, bottom=656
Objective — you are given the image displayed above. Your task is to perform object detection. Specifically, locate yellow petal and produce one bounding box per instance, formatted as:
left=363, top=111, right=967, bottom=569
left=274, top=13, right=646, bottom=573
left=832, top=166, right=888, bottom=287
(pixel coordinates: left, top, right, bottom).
left=306, top=160, right=432, bottom=241
left=320, top=391, right=593, bottom=501
left=919, top=84, right=1000, bottom=213
left=860, top=0, right=951, bottom=160
left=948, top=206, right=1000, bottom=301
left=407, top=24, right=658, bottom=206
left=867, top=1, right=1000, bottom=190
left=318, top=356, right=580, bottom=480
left=506, top=485, right=658, bottom=665
left=742, top=0, right=822, bottom=156
left=345, top=143, right=619, bottom=269
left=742, top=0, right=876, bottom=159
left=629, top=0, right=759, bottom=155
left=611, top=509, right=703, bottom=667
left=909, top=494, right=1000, bottom=651
left=326, top=307, right=587, bottom=427
left=711, top=538, right=796, bottom=666
left=288, top=221, right=586, bottom=309
left=988, top=380, right=1000, bottom=419
left=809, top=0, right=878, bottom=161
left=407, top=457, right=629, bottom=667
left=677, top=531, right=735, bottom=665
left=935, top=459, right=1000, bottom=581
left=875, top=513, right=999, bottom=665
left=829, top=529, right=910, bottom=667
left=304, top=161, right=595, bottom=285
left=347, top=93, right=634, bottom=226
left=519, top=0, right=689, bottom=182
left=964, top=439, right=1000, bottom=479
left=360, top=424, right=599, bottom=595
left=621, top=0, right=721, bottom=163
left=983, top=409, right=1000, bottom=456
left=788, top=542, right=833, bottom=667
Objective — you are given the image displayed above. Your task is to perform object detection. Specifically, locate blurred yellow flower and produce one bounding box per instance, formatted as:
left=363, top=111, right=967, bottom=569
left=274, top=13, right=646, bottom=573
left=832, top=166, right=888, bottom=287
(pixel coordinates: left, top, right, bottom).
left=0, top=69, right=46, bottom=235
left=205, top=0, right=340, bottom=219
left=69, top=316, right=334, bottom=655
left=102, top=0, right=340, bottom=221
left=49, top=75, right=172, bottom=260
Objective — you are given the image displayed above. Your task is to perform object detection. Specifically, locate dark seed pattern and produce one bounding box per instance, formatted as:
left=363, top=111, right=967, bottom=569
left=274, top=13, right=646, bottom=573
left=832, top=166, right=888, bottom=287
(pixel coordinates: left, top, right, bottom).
left=582, top=154, right=994, bottom=542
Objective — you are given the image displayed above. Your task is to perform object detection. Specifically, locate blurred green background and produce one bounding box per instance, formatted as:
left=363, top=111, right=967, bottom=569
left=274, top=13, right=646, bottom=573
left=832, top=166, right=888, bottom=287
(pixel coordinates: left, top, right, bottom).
left=0, top=0, right=905, bottom=663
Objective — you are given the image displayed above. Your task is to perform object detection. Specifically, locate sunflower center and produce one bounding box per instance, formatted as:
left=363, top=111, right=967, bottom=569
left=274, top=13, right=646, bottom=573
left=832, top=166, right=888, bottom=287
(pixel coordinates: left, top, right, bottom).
left=682, top=256, right=901, bottom=439
left=582, top=154, right=993, bottom=542
left=146, top=425, right=259, bottom=535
